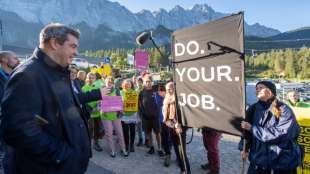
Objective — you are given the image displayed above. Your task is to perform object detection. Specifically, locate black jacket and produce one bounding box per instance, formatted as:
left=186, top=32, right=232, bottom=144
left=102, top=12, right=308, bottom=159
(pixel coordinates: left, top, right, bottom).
left=138, top=88, right=159, bottom=120
left=0, top=69, right=9, bottom=101
left=0, top=48, right=101, bottom=174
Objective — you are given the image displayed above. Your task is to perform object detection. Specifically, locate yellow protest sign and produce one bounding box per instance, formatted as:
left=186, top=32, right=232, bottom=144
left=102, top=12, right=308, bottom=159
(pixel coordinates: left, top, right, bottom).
left=123, top=91, right=139, bottom=112
left=103, top=64, right=111, bottom=76
left=90, top=67, right=97, bottom=74
left=294, top=107, right=310, bottom=174
left=97, top=67, right=104, bottom=76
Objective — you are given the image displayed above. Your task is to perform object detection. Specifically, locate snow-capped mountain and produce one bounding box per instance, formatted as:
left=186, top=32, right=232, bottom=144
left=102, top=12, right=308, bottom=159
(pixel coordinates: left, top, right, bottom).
left=0, top=0, right=280, bottom=36
left=0, top=0, right=142, bottom=31
left=0, top=0, right=281, bottom=50
left=245, top=23, right=281, bottom=38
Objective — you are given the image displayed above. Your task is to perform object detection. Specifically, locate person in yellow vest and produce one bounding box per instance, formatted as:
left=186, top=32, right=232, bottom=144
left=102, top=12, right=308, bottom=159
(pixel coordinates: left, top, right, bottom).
left=82, top=72, right=103, bottom=152
left=286, top=90, right=310, bottom=174
left=93, top=73, right=104, bottom=89
left=101, top=76, right=128, bottom=157
left=286, top=90, right=310, bottom=108
left=120, top=79, right=140, bottom=153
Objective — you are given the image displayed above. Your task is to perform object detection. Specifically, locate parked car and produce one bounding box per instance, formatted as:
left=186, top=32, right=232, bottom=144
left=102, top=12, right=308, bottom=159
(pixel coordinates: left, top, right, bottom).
left=72, top=58, right=89, bottom=69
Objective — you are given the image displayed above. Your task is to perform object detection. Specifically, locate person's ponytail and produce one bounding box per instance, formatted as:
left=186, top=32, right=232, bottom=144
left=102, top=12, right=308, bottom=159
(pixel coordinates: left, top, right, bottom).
left=271, top=98, right=281, bottom=119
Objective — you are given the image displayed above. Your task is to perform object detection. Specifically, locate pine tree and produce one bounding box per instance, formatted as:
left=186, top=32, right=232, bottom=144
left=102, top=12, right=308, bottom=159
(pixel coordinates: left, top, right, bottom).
left=284, top=49, right=296, bottom=78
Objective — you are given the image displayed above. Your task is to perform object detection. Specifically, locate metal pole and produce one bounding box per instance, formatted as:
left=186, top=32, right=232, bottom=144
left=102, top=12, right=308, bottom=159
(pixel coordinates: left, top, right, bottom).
left=241, top=11, right=247, bottom=174
left=241, top=138, right=246, bottom=174
left=149, top=36, right=172, bottom=74
left=150, top=37, right=165, bottom=62
left=171, top=34, right=188, bottom=174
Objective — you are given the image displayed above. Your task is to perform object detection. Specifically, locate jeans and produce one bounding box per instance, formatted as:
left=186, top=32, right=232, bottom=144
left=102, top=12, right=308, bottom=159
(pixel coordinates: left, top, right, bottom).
left=102, top=119, right=125, bottom=152
left=202, top=129, right=222, bottom=171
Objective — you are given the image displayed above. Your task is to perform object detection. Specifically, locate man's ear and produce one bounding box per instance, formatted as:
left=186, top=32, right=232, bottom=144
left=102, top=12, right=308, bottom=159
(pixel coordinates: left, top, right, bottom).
left=49, top=38, right=59, bottom=50
left=0, top=57, right=8, bottom=64
left=266, top=89, right=273, bottom=98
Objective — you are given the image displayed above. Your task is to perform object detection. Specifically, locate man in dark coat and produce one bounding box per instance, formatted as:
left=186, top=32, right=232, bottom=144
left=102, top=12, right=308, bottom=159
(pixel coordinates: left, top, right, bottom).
left=0, top=51, right=20, bottom=174
left=0, top=51, right=19, bottom=100
left=0, top=23, right=106, bottom=174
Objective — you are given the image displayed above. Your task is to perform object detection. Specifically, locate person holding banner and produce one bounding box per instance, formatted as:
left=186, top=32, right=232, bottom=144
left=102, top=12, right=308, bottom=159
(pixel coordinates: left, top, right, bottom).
left=120, top=79, right=139, bottom=153
left=101, top=76, right=128, bottom=158
left=82, top=72, right=103, bottom=152
left=162, top=82, right=191, bottom=174
left=241, top=81, right=302, bottom=174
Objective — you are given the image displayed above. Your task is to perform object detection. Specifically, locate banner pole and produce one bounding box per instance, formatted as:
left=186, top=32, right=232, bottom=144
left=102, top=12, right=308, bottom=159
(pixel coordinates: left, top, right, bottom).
left=171, top=35, right=188, bottom=174
left=178, top=131, right=188, bottom=174
left=240, top=11, right=247, bottom=174
left=241, top=138, right=246, bottom=174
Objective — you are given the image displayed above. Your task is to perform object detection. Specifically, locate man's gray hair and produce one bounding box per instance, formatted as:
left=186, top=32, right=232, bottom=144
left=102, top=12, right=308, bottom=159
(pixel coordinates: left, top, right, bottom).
left=39, top=23, right=80, bottom=46
left=0, top=51, right=14, bottom=62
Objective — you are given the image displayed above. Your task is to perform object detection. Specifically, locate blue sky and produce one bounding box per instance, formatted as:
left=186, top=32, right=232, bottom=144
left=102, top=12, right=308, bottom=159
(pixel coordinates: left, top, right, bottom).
left=111, top=0, right=309, bottom=32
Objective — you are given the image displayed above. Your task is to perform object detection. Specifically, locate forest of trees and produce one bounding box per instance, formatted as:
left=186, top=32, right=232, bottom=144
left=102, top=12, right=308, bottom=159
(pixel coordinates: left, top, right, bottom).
left=82, top=47, right=310, bottom=80
left=81, top=47, right=168, bottom=69
left=245, top=47, right=310, bottom=79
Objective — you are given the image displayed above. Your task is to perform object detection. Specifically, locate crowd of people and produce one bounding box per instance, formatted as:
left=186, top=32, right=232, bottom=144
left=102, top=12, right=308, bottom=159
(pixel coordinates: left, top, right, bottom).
left=0, top=23, right=202, bottom=174
left=0, top=23, right=308, bottom=174
left=69, top=63, right=194, bottom=173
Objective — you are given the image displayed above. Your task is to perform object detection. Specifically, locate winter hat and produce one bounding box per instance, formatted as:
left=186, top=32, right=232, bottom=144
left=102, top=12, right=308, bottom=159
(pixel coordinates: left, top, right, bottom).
left=256, top=81, right=277, bottom=96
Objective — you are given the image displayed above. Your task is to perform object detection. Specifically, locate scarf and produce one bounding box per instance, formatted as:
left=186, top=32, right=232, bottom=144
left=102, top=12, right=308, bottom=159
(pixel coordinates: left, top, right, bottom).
left=162, top=93, right=176, bottom=123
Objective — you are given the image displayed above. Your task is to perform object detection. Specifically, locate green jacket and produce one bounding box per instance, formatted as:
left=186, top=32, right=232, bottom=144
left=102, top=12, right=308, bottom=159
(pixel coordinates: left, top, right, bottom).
left=101, top=88, right=120, bottom=121
left=82, top=84, right=100, bottom=118
left=135, top=85, right=143, bottom=93
left=93, top=79, right=104, bottom=89
left=286, top=100, right=310, bottom=108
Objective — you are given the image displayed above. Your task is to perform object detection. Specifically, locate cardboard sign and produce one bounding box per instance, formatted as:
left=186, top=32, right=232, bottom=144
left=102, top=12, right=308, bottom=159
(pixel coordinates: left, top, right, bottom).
left=123, top=91, right=139, bottom=112
left=135, top=51, right=149, bottom=69
left=100, top=96, right=123, bottom=112
left=294, top=107, right=310, bottom=174
left=103, top=64, right=112, bottom=76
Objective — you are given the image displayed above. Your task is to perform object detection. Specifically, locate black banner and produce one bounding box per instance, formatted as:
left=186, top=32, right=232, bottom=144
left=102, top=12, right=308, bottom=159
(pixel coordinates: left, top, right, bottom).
left=172, top=13, right=245, bottom=136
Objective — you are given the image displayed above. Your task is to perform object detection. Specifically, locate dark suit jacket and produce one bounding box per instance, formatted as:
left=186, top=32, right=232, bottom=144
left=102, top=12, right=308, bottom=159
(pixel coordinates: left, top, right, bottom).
left=0, top=48, right=101, bottom=174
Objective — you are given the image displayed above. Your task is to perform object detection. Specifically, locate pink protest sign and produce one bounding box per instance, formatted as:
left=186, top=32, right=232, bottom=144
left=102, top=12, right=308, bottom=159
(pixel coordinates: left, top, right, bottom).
left=100, top=96, right=123, bottom=112
left=135, top=51, right=149, bottom=69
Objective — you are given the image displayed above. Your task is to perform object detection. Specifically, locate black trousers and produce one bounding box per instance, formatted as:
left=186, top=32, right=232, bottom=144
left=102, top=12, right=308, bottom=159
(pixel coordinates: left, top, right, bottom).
left=161, top=123, right=172, bottom=155
left=248, top=163, right=297, bottom=174
left=89, top=117, right=102, bottom=140
left=122, top=122, right=136, bottom=150
left=256, top=169, right=296, bottom=174
left=171, top=128, right=191, bottom=174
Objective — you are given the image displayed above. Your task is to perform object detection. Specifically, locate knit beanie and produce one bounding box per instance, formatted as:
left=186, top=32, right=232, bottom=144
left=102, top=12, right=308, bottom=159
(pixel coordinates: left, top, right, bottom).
left=256, top=81, right=277, bottom=96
